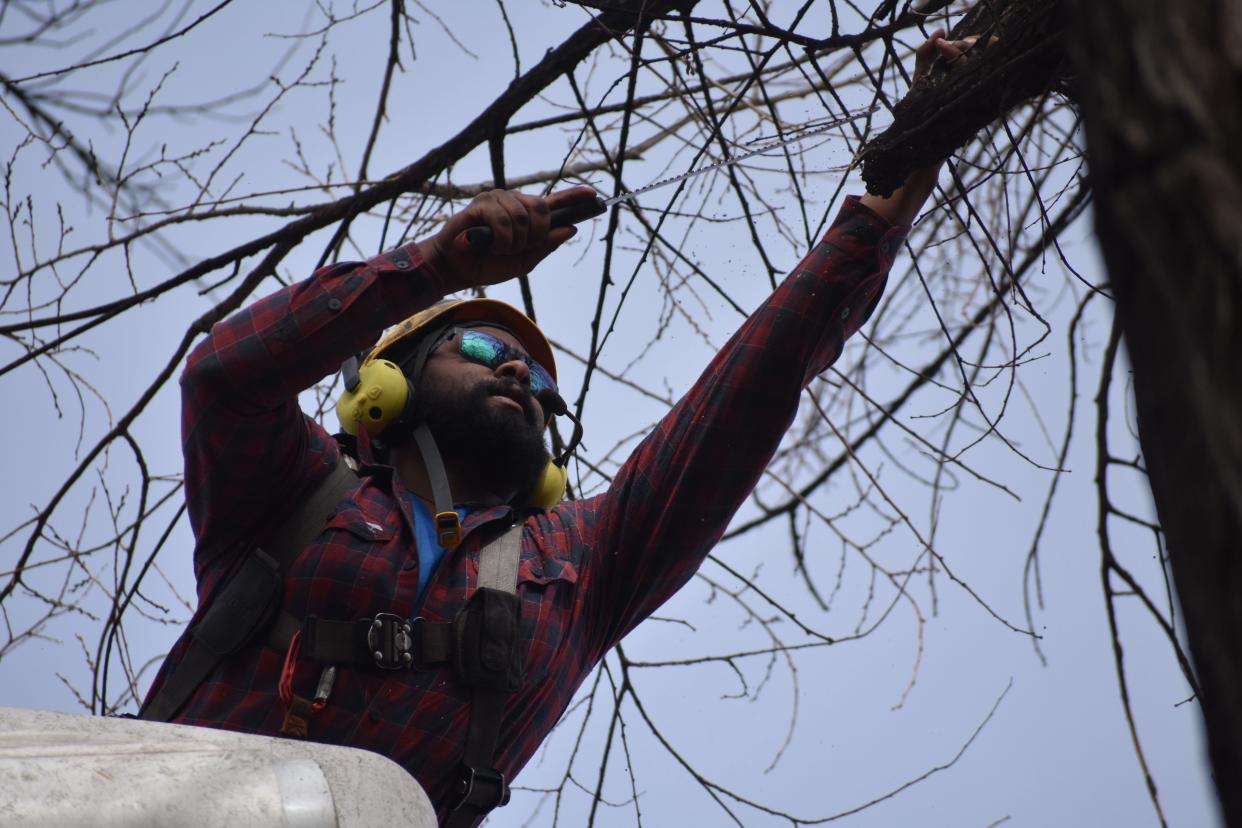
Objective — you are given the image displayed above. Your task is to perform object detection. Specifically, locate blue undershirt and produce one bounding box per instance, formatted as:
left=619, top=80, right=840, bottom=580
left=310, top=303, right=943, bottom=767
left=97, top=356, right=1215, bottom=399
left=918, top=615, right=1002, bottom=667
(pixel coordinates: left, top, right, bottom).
left=406, top=494, right=471, bottom=609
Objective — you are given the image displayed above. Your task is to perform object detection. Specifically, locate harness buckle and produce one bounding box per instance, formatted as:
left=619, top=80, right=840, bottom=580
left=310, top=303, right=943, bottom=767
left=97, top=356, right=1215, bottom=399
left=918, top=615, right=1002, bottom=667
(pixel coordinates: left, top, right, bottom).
left=452, top=763, right=510, bottom=814
left=434, top=510, right=462, bottom=548
left=366, top=613, right=414, bottom=670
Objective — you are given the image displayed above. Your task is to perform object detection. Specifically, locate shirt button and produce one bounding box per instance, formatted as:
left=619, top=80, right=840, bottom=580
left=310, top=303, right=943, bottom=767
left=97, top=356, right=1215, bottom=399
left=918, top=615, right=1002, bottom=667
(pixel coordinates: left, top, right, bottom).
left=327, top=298, right=342, bottom=311
left=840, top=306, right=850, bottom=320
left=394, top=259, right=410, bottom=270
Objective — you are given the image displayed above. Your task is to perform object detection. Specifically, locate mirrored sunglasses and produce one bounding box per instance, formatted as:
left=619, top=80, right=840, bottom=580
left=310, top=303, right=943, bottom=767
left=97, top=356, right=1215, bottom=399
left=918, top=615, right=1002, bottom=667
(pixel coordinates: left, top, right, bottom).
left=454, top=328, right=557, bottom=396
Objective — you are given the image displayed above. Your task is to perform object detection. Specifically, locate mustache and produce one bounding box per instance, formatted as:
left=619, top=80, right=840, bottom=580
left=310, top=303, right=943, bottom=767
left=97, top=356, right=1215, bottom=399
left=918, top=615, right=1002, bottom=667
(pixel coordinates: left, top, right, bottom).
left=480, top=377, right=538, bottom=423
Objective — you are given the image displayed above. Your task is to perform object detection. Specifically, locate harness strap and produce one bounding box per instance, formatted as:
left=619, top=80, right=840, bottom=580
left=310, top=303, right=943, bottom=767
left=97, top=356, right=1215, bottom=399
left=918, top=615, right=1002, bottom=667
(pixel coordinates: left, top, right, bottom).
left=269, top=460, right=361, bottom=568
left=139, top=641, right=207, bottom=723
left=478, top=523, right=521, bottom=592
left=445, top=523, right=524, bottom=828
left=269, top=613, right=454, bottom=668
left=138, top=460, right=358, bottom=722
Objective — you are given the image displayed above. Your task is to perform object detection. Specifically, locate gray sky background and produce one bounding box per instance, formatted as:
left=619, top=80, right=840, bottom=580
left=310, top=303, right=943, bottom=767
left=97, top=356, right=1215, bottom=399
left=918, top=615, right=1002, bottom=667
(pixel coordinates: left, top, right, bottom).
left=0, top=2, right=1220, bottom=825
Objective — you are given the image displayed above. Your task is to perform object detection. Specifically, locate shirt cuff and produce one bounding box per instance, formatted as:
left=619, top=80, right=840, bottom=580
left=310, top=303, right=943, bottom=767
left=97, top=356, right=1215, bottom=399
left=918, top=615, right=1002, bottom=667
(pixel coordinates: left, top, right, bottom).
left=366, top=240, right=454, bottom=313
left=829, top=195, right=910, bottom=272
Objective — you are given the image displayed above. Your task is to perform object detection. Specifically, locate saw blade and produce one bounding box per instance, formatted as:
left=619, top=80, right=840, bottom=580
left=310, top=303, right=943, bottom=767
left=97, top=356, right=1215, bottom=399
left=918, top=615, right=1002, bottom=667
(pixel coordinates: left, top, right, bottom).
left=601, top=103, right=879, bottom=207
left=465, top=104, right=880, bottom=249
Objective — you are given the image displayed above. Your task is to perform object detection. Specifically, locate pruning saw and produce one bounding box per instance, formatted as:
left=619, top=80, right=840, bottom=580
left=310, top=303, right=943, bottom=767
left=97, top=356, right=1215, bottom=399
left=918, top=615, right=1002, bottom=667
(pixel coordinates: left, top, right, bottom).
left=466, top=103, right=878, bottom=249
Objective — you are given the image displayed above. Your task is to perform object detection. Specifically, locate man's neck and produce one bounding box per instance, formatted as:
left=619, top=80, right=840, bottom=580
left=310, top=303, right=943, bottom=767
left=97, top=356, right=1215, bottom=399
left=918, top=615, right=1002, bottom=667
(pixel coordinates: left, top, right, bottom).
left=392, top=444, right=512, bottom=508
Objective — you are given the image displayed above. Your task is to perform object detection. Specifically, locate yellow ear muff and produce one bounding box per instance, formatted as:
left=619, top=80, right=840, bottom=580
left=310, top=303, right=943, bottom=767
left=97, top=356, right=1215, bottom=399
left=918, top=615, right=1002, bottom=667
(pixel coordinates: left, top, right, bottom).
left=335, top=358, right=412, bottom=436
left=527, top=460, right=568, bottom=509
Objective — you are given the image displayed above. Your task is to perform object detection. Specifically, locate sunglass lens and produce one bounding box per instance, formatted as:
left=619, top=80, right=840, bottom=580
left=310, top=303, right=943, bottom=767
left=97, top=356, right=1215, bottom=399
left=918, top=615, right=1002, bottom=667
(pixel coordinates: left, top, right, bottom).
left=459, top=332, right=505, bottom=367
left=529, top=363, right=556, bottom=395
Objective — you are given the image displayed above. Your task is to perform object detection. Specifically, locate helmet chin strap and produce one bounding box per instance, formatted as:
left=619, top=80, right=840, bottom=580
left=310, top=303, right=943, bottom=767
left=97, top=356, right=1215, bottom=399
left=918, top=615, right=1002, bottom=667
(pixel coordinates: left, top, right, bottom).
left=412, top=422, right=463, bottom=548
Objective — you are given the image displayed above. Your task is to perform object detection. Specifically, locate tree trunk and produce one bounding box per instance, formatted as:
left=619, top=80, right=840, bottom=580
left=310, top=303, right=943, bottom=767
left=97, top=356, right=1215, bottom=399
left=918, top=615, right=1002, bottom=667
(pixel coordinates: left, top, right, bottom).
left=1067, top=2, right=1242, bottom=824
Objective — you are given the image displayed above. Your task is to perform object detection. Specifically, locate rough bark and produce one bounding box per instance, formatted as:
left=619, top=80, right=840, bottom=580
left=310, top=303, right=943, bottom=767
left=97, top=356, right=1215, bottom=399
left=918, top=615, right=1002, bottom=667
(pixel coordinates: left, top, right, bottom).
left=1067, top=1, right=1242, bottom=824
left=858, top=0, right=1070, bottom=196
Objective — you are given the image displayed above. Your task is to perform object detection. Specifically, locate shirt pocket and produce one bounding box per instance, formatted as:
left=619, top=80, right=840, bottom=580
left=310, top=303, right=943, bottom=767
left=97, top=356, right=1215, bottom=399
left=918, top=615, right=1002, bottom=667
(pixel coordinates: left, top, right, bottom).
left=322, top=505, right=396, bottom=544
left=514, top=545, right=579, bottom=681
left=297, top=503, right=406, bottom=620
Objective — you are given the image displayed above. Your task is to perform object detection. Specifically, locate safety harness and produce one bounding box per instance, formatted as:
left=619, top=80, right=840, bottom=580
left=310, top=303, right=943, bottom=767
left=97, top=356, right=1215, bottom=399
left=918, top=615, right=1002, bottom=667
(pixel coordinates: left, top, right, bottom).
left=140, top=460, right=524, bottom=826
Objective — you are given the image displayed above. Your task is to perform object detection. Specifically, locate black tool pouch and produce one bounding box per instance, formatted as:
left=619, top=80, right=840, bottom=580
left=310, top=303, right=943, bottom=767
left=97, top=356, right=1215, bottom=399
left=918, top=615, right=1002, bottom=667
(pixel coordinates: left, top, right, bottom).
left=453, top=587, right=522, bottom=692
left=191, top=547, right=282, bottom=656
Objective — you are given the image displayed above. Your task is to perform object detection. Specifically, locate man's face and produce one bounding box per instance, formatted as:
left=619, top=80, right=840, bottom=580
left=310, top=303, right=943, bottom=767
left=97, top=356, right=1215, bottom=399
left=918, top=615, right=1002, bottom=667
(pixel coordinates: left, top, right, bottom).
left=417, top=325, right=550, bottom=497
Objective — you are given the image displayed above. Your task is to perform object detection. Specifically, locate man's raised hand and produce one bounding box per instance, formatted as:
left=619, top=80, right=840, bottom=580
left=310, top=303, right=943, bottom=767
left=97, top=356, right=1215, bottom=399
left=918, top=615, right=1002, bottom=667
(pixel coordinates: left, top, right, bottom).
left=418, top=187, right=598, bottom=291
left=860, top=29, right=998, bottom=225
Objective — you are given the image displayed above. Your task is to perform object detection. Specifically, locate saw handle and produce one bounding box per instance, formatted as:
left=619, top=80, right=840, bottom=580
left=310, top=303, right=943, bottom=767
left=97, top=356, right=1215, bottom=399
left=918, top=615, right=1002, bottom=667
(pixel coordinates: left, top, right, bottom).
left=464, top=196, right=607, bottom=251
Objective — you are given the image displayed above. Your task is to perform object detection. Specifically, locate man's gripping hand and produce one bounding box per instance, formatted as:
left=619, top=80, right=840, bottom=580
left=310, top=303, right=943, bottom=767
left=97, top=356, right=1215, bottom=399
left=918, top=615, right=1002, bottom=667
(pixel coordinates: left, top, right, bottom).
left=417, top=187, right=598, bottom=291
left=859, top=30, right=997, bottom=226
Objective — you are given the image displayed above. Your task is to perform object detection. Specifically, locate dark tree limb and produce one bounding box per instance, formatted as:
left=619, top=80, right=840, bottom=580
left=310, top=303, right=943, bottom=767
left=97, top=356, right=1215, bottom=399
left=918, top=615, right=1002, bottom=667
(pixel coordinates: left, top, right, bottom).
left=0, top=0, right=698, bottom=343
left=858, top=0, right=1070, bottom=196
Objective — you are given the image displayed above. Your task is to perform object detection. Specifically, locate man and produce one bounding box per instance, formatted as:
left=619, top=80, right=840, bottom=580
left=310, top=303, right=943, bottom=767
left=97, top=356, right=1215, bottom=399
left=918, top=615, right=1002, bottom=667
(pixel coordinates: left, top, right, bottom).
left=141, top=31, right=978, bottom=827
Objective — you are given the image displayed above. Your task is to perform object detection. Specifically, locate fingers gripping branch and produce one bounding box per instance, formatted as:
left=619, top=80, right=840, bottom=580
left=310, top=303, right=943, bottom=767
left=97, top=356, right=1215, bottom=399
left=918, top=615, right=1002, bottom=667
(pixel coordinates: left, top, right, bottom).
left=858, top=0, right=1071, bottom=197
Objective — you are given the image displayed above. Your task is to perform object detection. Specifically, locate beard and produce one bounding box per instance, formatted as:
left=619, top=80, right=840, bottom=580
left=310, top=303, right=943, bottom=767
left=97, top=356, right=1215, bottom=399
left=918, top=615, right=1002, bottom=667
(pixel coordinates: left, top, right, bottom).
left=417, top=375, right=550, bottom=500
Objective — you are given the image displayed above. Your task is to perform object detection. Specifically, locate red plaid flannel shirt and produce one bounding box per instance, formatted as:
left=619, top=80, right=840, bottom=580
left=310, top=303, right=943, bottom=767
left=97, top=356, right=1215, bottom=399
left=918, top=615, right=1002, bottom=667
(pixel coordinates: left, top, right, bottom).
left=143, top=196, right=907, bottom=821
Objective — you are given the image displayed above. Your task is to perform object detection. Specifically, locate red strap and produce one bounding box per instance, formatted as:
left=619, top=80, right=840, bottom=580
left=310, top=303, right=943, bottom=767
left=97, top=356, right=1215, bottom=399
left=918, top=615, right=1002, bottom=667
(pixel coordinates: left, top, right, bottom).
left=278, top=629, right=302, bottom=706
